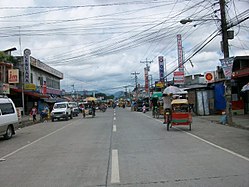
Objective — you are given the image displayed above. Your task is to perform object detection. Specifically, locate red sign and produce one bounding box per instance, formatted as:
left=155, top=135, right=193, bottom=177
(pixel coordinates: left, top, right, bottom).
left=174, top=71, right=184, bottom=84
left=8, top=69, right=19, bottom=83
left=204, top=72, right=214, bottom=83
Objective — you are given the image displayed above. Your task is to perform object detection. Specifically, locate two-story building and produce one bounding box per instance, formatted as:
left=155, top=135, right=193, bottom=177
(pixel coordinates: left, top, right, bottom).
left=1, top=49, right=64, bottom=115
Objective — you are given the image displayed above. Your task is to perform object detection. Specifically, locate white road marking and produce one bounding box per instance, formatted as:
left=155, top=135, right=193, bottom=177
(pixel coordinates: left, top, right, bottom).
left=149, top=115, right=249, bottom=162
left=0, top=122, right=73, bottom=160
left=113, top=125, right=117, bottom=132
left=181, top=129, right=249, bottom=162
left=114, top=117, right=116, bottom=121
left=111, top=149, right=120, bottom=183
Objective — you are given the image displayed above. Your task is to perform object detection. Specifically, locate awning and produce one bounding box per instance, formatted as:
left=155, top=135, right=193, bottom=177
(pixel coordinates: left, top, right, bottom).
left=10, top=87, right=49, bottom=98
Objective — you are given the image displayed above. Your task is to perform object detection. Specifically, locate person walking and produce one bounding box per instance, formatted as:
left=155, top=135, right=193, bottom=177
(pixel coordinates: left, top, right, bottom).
left=30, top=106, right=37, bottom=122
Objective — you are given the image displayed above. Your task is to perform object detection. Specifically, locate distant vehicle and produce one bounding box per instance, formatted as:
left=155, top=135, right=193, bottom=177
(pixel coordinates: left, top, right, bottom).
left=51, top=102, right=73, bottom=122
left=0, top=96, right=19, bottom=140
left=136, top=98, right=150, bottom=112
left=68, top=102, right=80, bottom=117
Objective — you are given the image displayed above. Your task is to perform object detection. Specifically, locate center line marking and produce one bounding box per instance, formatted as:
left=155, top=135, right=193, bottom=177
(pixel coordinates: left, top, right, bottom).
left=113, top=125, right=117, bottom=132
left=113, top=117, right=116, bottom=120
left=111, top=149, right=120, bottom=183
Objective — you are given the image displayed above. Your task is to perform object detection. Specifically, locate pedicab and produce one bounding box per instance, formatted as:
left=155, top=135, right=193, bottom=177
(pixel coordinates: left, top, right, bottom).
left=167, top=99, right=192, bottom=131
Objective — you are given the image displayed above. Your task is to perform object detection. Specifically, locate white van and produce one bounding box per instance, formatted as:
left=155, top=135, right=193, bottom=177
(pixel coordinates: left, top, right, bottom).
left=0, top=96, right=19, bottom=139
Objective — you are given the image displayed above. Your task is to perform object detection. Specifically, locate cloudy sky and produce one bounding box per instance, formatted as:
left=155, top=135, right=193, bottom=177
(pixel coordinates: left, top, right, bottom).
left=0, top=0, right=248, bottom=94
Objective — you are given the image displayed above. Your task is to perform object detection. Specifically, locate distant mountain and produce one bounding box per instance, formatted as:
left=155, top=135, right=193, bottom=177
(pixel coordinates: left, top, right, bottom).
left=113, top=91, right=125, bottom=99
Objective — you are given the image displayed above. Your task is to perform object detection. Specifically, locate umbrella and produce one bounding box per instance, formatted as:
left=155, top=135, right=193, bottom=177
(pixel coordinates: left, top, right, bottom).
left=151, top=92, right=163, bottom=98
left=163, top=86, right=181, bottom=95
left=241, top=83, right=249, bottom=92
left=86, top=97, right=97, bottom=102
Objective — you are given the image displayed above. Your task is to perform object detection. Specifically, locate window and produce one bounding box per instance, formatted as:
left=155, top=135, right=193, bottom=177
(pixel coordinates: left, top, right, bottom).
left=0, top=103, right=15, bottom=115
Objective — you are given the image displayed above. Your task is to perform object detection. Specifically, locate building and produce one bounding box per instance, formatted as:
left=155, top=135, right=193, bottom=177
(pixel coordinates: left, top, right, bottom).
left=231, top=56, right=249, bottom=114
left=0, top=49, right=64, bottom=115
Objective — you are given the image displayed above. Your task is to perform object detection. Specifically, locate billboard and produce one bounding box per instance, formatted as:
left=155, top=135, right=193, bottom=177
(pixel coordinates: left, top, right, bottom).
left=8, top=69, right=19, bottom=83
left=174, top=71, right=184, bottom=85
left=158, top=56, right=164, bottom=81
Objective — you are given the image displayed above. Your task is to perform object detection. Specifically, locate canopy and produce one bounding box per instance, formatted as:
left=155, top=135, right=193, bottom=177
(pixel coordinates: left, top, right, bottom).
left=163, top=86, right=181, bottom=95
left=85, top=97, right=97, bottom=102
left=151, top=92, right=163, bottom=98
left=171, top=99, right=188, bottom=105
left=241, top=83, right=249, bottom=92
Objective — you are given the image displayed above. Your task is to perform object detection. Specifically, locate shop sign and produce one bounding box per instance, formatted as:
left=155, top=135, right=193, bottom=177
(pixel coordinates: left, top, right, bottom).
left=174, top=71, right=184, bottom=85
left=0, top=83, right=10, bottom=94
left=158, top=56, right=164, bottom=81
left=155, top=81, right=164, bottom=88
left=8, top=69, right=19, bottom=83
left=204, top=72, right=214, bottom=83
left=177, top=34, right=184, bottom=72
left=23, top=49, right=31, bottom=83
left=24, top=83, right=36, bottom=90
left=144, top=68, right=149, bottom=93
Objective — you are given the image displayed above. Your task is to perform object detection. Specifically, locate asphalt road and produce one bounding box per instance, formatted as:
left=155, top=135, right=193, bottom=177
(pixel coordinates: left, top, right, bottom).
left=0, top=107, right=248, bottom=187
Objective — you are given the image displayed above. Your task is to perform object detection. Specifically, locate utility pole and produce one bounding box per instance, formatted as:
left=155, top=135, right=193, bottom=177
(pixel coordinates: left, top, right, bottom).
left=141, top=59, right=153, bottom=95
left=219, top=0, right=232, bottom=125
left=140, top=58, right=153, bottom=71
left=131, top=72, right=140, bottom=100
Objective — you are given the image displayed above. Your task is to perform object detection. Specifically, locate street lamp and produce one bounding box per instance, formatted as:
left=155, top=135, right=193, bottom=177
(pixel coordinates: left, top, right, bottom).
left=180, top=18, right=221, bottom=24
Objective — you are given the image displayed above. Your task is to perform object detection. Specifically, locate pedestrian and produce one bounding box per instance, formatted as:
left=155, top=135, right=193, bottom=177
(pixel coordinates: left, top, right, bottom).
left=40, top=105, right=49, bottom=122
left=81, top=104, right=86, bottom=118
left=30, top=106, right=37, bottom=122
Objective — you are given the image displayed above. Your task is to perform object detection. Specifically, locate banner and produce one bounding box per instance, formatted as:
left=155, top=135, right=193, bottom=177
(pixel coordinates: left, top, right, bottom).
left=158, top=56, right=164, bottom=81
left=220, top=57, right=234, bottom=80
left=23, top=49, right=31, bottom=84
left=8, top=69, right=19, bottom=83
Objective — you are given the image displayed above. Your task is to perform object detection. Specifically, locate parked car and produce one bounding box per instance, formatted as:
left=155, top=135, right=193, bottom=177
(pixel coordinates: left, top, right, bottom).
left=51, top=102, right=73, bottom=122
left=68, top=102, right=80, bottom=117
left=0, top=96, right=19, bottom=140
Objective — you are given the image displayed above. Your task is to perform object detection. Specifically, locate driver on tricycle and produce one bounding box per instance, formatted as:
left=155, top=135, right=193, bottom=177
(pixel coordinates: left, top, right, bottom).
left=163, top=93, right=173, bottom=124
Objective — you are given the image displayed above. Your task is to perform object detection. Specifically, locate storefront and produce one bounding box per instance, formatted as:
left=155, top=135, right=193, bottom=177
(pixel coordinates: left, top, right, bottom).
left=231, top=56, right=249, bottom=114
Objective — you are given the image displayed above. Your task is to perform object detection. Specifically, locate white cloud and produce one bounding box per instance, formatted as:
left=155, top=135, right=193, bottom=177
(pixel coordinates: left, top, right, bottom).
left=0, top=0, right=248, bottom=93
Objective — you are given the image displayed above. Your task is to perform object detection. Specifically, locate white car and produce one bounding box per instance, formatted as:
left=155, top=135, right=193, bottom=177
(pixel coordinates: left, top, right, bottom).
left=0, top=96, right=19, bottom=139
left=51, top=102, right=73, bottom=122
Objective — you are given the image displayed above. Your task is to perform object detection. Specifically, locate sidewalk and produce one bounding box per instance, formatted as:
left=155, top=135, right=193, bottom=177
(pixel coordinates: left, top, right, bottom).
left=19, top=114, right=43, bottom=128
left=197, top=114, right=249, bottom=130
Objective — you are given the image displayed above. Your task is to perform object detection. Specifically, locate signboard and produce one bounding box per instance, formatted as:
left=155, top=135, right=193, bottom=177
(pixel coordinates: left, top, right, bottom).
left=0, top=83, right=10, bottom=94
left=177, top=34, right=184, bottom=72
left=23, top=49, right=31, bottom=83
left=8, top=69, right=19, bottom=83
left=158, top=56, right=164, bottom=81
left=155, top=81, right=164, bottom=88
left=31, top=58, right=63, bottom=79
left=220, top=57, right=234, bottom=80
left=144, top=68, right=149, bottom=93
left=174, top=71, right=184, bottom=85
left=204, top=72, right=214, bottom=83
left=24, top=83, right=36, bottom=90
left=42, top=81, right=47, bottom=95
